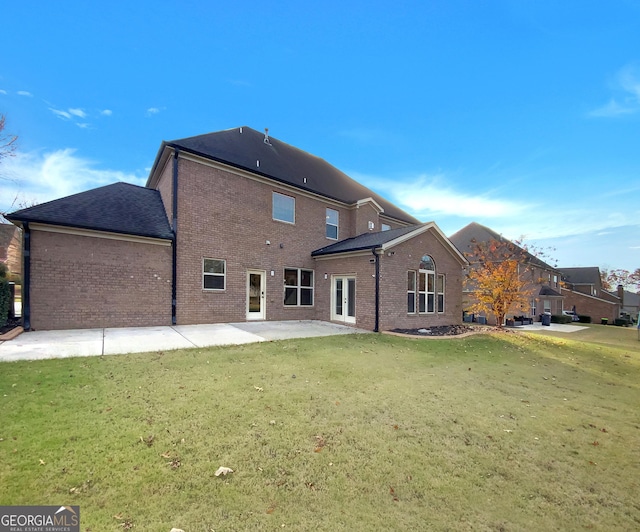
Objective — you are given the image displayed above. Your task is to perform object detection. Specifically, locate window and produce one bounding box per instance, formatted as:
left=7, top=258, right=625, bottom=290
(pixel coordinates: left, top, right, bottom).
left=544, top=299, right=551, bottom=313
left=553, top=275, right=558, bottom=287
left=273, top=192, right=295, bottom=223
left=326, top=208, right=339, bottom=239
left=418, top=255, right=436, bottom=313
left=381, top=223, right=391, bottom=231
left=437, top=274, right=445, bottom=312
left=284, top=268, right=314, bottom=306
left=407, top=271, right=417, bottom=313
left=530, top=299, right=536, bottom=316
left=203, top=258, right=225, bottom=290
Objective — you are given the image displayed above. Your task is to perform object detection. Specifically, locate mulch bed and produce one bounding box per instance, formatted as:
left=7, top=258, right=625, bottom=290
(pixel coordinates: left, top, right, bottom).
left=390, top=324, right=511, bottom=337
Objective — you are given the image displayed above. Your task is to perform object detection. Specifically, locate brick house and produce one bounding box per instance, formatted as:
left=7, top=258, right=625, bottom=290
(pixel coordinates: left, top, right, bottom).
left=449, top=222, right=564, bottom=324
left=7, top=126, right=467, bottom=331
left=559, top=267, right=620, bottom=322
left=0, top=223, right=22, bottom=279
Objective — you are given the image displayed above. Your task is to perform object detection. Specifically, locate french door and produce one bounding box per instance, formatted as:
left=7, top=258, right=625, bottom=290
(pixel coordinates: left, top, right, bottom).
left=332, top=275, right=356, bottom=324
left=247, top=270, right=266, bottom=320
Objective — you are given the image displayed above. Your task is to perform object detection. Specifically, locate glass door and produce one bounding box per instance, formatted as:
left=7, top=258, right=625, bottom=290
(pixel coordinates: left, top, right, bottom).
left=247, top=270, right=266, bottom=320
left=332, top=275, right=356, bottom=324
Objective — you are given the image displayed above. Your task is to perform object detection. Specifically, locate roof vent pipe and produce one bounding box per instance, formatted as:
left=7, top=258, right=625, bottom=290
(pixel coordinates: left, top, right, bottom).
left=264, top=128, right=272, bottom=145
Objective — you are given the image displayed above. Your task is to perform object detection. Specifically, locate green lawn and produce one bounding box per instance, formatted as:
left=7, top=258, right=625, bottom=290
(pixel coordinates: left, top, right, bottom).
left=1, top=327, right=639, bottom=531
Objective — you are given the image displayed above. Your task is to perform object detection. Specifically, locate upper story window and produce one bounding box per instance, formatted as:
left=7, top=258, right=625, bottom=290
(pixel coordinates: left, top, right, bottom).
left=273, top=192, right=295, bottom=223
left=203, top=258, right=226, bottom=290
left=326, top=208, right=339, bottom=239
left=381, top=223, right=391, bottom=231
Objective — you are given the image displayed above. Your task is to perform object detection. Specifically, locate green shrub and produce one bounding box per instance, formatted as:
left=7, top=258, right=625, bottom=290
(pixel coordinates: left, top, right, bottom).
left=0, top=263, right=9, bottom=327
left=578, top=315, right=591, bottom=323
left=551, top=314, right=572, bottom=324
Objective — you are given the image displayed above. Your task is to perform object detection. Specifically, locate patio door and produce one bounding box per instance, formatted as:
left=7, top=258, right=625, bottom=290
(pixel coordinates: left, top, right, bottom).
left=332, top=275, right=356, bottom=324
left=247, top=270, right=266, bottom=320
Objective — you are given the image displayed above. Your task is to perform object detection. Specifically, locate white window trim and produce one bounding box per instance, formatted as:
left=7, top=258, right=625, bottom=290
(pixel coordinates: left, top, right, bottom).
left=407, top=270, right=417, bottom=314
left=326, top=208, right=339, bottom=240
left=273, top=191, right=295, bottom=224
left=437, top=274, right=445, bottom=313
left=203, top=258, right=226, bottom=291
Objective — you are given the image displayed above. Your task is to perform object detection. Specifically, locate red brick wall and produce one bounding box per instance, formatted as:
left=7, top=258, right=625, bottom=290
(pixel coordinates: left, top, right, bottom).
left=561, top=288, right=619, bottom=322
left=378, top=231, right=464, bottom=330
left=171, top=157, right=464, bottom=330
left=174, top=157, right=352, bottom=324
left=29, top=229, right=172, bottom=330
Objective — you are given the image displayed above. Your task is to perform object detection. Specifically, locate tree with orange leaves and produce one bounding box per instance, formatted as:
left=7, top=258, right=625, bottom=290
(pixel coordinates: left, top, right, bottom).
left=465, top=238, right=535, bottom=327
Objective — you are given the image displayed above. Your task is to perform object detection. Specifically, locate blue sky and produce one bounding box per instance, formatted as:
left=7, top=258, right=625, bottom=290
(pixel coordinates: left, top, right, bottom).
left=1, top=0, right=639, bottom=272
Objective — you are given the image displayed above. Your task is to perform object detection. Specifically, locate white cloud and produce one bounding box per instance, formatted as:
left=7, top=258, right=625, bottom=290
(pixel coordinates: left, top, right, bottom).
left=589, top=64, right=640, bottom=117
left=68, top=108, right=87, bottom=119
left=588, top=99, right=635, bottom=117
left=0, top=89, right=7, bottom=95
left=100, top=109, right=113, bottom=116
left=17, top=90, right=33, bottom=97
left=146, top=107, right=160, bottom=116
left=49, top=108, right=72, bottom=120
left=0, top=149, right=146, bottom=214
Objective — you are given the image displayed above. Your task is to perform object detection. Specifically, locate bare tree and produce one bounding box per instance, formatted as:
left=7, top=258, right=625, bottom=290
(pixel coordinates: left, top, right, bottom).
left=0, top=114, right=18, bottom=167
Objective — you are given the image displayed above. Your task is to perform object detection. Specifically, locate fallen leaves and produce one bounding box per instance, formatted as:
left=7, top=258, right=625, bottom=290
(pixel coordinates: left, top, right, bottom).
left=214, top=466, right=234, bottom=477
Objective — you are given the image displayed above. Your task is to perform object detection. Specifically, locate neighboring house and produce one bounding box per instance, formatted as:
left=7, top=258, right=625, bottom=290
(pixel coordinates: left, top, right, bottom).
left=7, top=126, right=467, bottom=331
left=0, top=223, right=22, bottom=279
left=617, top=286, right=640, bottom=322
left=558, top=267, right=620, bottom=322
left=449, top=222, right=564, bottom=324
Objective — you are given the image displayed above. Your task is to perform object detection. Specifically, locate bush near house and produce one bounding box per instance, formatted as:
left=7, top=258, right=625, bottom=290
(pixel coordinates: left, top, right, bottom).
left=551, top=314, right=573, bottom=324
left=578, top=315, right=592, bottom=323
left=0, top=263, right=10, bottom=327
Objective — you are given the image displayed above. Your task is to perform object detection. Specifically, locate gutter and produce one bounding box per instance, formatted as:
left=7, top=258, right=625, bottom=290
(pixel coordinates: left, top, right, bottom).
left=171, top=149, right=179, bottom=325
left=372, top=248, right=380, bottom=333
left=22, top=222, right=31, bottom=331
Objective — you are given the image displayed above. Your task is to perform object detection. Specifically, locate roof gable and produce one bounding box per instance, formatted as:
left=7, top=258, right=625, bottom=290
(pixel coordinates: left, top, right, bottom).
left=449, top=222, right=557, bottom=271
left=312, top=222, right=468, bottom=265
left=150, top=126, right=419, bottom=225
left=6, top=182, right=173, bottom=240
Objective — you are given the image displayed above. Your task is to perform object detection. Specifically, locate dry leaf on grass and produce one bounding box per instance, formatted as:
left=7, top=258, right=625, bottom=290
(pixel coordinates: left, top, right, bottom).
left=215, top=466, right=234, bottom=476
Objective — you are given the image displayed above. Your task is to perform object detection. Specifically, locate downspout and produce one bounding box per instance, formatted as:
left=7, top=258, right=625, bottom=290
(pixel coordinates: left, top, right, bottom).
left=372, top=248, right=380, bottom=333
left=22, top=222, right=31, bottom=331
left=171, top=149, right=179, bottom=325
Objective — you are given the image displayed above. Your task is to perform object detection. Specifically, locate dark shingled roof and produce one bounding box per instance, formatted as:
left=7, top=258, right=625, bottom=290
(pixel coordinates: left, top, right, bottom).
left=449, top=222, right=557, bottom=271
left=6, top=182, right=173, bottom=240
left=155, top=126, right=419, bottom=225
left=539, top=286, right=562, bottom=297
left=557, top=267, right=602, bottom=286
left=312, top=225, right=424, bottom=256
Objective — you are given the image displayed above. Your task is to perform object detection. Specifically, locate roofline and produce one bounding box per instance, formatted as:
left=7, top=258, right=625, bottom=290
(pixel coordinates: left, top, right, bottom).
left=6, top=218, right=173, bottom=243
left=382, top=222, right=468, bottom=265
left=312, top=222, right=469, bottom=264
left=149, top=145, right=418, bottom=225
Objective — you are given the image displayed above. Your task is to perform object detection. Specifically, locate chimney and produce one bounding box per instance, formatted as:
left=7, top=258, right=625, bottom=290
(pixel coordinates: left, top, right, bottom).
left=617, top=284, right=624, bottom=304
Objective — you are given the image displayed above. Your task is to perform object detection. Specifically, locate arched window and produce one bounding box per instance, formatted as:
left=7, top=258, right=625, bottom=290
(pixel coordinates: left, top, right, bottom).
left=418, top=255, right=436, bottom=313
left=420, top=255, right=435, bottom=271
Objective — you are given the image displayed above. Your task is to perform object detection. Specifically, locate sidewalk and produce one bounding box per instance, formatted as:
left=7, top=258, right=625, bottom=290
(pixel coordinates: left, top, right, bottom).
left=0, top=321, right=370, bottom=362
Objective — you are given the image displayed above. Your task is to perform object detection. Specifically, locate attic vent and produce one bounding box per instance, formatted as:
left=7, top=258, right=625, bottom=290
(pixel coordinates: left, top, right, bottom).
left=303, top=177, right=307, bottom=184
left=257, top=160, right=260, bottom=168
left=240, top=127, right=243, bottom=134
left=264, top=127, right=272, bottom=146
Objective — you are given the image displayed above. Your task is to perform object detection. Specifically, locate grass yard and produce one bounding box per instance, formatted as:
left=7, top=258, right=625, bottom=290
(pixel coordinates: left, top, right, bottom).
left=1, top=327, right=639, bottom=531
